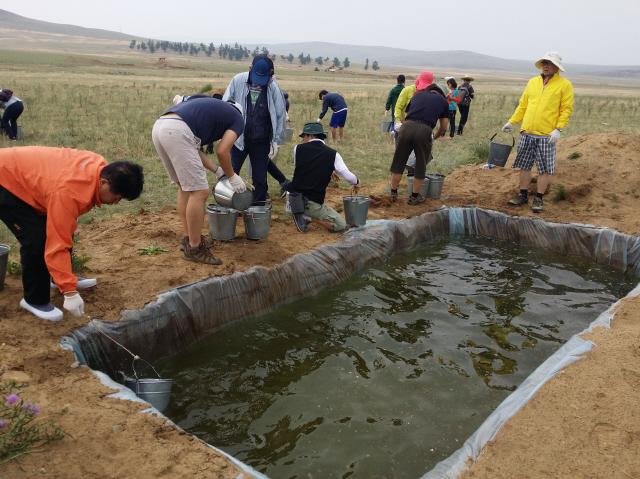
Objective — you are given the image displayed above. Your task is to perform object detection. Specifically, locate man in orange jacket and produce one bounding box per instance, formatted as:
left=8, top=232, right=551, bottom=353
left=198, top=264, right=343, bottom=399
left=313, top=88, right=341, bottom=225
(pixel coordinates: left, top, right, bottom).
left=0, top=147, right=144, bottom=321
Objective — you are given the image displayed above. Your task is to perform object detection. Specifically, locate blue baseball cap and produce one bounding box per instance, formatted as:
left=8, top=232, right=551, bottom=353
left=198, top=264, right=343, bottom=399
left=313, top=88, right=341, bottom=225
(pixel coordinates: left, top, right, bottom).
left=250, top=58, right=271, bottom=85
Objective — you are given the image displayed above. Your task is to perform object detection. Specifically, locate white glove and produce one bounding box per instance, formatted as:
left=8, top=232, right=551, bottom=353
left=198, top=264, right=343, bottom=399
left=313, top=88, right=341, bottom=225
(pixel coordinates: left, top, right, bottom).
left=548, top=129, right=561, bottom=145
left=385, top=110, right=389, bottom=117
left=228, top=174, right=247, bottom=193
left=316, top=118, right=321, bottom=122
left=214, top=166, right=225, bottom=179
left=268, top=141, right=279, bottom=160
left=286, top=112, right=290, bottom=122
left=394, top=121, right=402, bottom=131
left=63, top=293, right=84, bottom=317
left=502, top=122, right=514, bottom=133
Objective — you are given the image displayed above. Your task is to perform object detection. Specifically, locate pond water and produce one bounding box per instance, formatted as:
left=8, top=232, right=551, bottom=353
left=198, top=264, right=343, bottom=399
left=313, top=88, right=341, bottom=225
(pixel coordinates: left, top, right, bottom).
left=158, top=237, right=637, bottom=479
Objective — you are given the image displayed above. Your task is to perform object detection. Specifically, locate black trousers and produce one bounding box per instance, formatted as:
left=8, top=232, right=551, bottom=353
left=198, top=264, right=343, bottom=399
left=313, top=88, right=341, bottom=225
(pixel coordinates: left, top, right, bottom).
left=448, top=110, right=457, bottom=137
left=2, top=101, right=24, bottom=139
left=0, top=185, right=51, bottom=304
left=458, top=105, right=470, bottom=133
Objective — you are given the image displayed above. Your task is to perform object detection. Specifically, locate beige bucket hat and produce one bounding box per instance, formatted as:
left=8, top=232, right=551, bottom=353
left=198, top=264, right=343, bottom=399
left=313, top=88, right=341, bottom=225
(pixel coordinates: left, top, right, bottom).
left=535, top=52, right=565, bottom=72
left=461, top=74, right=474, bottom=81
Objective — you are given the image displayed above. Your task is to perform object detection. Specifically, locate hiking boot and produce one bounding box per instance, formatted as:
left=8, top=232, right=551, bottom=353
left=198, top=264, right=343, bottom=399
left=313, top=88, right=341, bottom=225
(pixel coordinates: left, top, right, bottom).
left=532, top=197, right=544, bottom=213
left=279, top=179, right=291, bottom=199
left=391, top=189, right=398, bottom=203
left=407, top=194, right=426, bottom=206
left=507, top=195, right=528, bottom=207
left=182, top=242, right=222, bottom=265
left=293, top=213, right=310, bottom=233
left=180, top=235, right=215, bottom=251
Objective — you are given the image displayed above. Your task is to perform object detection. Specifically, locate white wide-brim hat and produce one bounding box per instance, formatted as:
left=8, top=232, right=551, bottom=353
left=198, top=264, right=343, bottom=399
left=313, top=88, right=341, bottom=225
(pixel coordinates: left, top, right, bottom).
left=172, top=94, right=184, bottom=105
left=535, top=52, right=565, bottom=72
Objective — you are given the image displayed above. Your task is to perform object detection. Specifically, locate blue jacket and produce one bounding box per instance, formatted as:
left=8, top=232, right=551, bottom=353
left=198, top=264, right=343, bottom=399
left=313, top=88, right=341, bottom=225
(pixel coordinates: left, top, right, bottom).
left=319, top=93, right=347, bottom=120
left=222, top=72, right=286, bottom=150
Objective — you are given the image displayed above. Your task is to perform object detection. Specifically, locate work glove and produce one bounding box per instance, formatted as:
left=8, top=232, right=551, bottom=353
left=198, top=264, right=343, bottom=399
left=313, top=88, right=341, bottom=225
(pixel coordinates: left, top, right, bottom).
left=385, top=110, right=389, bottom=117
left=502, top=122, right=514, bottom=133
left=268, top=141, right=279, bottom=160
left=394, top=121, right=402, bottom=131
left=214, top=166, right=225, bottom=179
left=228, top=174, right=247, bottom=194
left=286, top=112, right=290, bottom=122
left=548, top=129, right=561, bottom=145
left=63, top=293, right=84, bottom=317
left=316, top=118, right=321, bottom=123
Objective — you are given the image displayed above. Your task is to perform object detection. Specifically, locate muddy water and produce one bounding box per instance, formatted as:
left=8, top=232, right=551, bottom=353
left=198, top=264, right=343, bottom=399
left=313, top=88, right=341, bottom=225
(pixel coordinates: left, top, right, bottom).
left=158, top=237, right=637, bottom=479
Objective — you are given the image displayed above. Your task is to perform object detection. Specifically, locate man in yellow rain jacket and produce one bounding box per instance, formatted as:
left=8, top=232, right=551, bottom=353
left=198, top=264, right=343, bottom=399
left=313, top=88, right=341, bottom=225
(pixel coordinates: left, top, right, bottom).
left=502, top=52, right=574, bottom=213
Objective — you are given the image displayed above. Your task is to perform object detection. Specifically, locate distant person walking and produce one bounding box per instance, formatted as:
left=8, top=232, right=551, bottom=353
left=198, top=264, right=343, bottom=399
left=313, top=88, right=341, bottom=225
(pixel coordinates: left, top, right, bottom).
left=503, top=52, right=574, bottom=213
left=446, top=79, right=461, bottom=139
left=456, top=75, right=475, bottom=135
left=393, top=71, right=434, bottom=125
left=385, top=75, right=405, bottom=134
left=317, top=91, right=348, bottom=142
left=0, top=89, right=23, bottom=140
left=390, top=84, right=449, bottom=205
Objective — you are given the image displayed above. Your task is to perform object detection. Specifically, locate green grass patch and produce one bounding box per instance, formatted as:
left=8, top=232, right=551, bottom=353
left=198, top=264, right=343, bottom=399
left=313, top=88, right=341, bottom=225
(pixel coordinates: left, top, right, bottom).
left=552, top=185, right=566, bottom=203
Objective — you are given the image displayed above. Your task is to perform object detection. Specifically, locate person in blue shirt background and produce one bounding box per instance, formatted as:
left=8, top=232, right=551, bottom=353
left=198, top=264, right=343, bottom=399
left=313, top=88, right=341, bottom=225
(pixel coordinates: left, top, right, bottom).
left=317, top=91, right=348, bottom=142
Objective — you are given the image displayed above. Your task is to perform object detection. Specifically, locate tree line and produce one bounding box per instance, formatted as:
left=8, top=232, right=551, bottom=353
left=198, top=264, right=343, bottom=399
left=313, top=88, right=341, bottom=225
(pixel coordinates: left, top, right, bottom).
left=129, top=39, right=380, bottom=69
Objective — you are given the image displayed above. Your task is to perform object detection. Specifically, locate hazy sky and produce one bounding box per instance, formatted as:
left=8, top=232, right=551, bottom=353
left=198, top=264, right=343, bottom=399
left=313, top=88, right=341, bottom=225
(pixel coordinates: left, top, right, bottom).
left=6, top=0, right=640, bottom=66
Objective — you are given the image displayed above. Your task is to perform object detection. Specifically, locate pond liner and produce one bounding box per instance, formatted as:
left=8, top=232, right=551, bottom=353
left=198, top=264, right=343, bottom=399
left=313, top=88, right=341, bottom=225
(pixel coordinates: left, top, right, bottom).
left=60, top=207, right=640, bottom=478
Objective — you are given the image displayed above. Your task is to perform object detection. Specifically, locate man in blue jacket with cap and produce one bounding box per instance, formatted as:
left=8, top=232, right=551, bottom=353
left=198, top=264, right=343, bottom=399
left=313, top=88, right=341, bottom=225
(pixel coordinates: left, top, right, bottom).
left=223, top=55, right=287, bottom=205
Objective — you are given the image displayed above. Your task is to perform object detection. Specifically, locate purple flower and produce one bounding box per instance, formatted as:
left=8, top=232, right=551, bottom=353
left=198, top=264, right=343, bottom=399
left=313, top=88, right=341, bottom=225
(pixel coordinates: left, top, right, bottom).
left=33, top=405, right=41, bottom=414
left=0, top=419, right=8, bottom=428
left=6, top=394, right=19, bottom=405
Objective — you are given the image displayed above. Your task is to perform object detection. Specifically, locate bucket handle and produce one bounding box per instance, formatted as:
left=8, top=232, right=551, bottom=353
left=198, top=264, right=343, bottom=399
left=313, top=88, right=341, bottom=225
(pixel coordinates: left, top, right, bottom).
left=489, top=132, right=515, bottom=147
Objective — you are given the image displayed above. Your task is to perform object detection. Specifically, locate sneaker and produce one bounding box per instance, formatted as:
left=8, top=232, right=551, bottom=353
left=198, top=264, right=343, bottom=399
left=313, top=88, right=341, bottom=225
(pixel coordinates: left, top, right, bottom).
left=279, top=179, right=291, bottom=199
left=182, top=242, right=222, bottom=265
left=20, top=299, right=63, bottom=322
left=507, top=195, right=528, bottom=207
left=293, top=213, right=310, bottom=233
left=180, top=235, right=215, bottom=251
left=407, top=194, right=426, bottom=206
left=445, top=137, right=453, bottom=140
left=51, top=277, right=97, bottom=290
left=532, top=197, right=544, bottom=213
left=391, top=189, right=398, bottom=203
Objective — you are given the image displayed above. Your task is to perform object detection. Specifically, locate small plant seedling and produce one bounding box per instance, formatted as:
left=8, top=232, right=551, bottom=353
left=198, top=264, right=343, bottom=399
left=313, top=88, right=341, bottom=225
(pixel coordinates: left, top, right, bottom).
left=625, top=191, right=630, bottom=195
left=612, top=205, right=619, bottom=209
left=136, top=243, right=171, bottom=255
left=552, top=185, right=566, bottom=203
left=586, top=208, right=593, bottom=212
left=612, top=193, right=618, bottom=200
left=6, top=260, right=22, bottom=275
left=568, top=152, right=582, bottom=159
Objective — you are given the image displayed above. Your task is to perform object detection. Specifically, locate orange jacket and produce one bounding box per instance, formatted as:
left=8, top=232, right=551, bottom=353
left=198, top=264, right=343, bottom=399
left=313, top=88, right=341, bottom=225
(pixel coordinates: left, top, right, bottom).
left=0, top=147, right=106, bottom=293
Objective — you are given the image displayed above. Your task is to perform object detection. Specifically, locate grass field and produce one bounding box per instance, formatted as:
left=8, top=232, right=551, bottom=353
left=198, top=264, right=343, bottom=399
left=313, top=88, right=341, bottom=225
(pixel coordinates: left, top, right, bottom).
left=2, top=49, right=640, bottom=245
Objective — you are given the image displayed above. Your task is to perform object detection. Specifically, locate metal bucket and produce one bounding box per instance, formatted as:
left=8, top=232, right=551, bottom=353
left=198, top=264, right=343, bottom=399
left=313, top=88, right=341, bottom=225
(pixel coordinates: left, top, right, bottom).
left=488, top=132, right=515, bottom=167
left=207, top=205, right=238, bottom=241
left=425, top=174, right=446, bottom=198
left=213, top=177, right=253, bottom=211
left=407, top=176, right=430, bottom=198
left=124, top=378, right=174, bottom=412
left=286, top=126, right=294, bottom=143
left=343, top=195, right=370, bottom=227
left=244, top=205, right=272, bottom=240
left=16, top=125, right=22, bottom=140
left=381, top=120, right=392, bottom=132
left=0, top=244, right=9, bottom=291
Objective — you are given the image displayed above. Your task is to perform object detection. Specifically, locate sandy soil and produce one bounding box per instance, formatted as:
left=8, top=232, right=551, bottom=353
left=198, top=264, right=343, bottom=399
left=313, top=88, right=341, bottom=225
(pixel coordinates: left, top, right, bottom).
left=2, top=132, right=640, bottom=478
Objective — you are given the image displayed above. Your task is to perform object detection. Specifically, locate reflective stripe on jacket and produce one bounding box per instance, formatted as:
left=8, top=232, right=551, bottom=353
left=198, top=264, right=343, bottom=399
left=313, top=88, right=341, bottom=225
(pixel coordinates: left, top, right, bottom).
left=509, top=73, right=574, bottom=136
left=394, top=85, right=417, bottom=121
left=0, top=147, right=107, bottom=293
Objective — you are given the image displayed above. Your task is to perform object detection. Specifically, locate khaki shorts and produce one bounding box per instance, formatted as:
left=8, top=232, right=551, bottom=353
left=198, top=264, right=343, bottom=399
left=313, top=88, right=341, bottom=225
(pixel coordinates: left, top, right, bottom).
left=305, top=199, right=347, bottom=232
left=151, top=118, right=209, bottom=192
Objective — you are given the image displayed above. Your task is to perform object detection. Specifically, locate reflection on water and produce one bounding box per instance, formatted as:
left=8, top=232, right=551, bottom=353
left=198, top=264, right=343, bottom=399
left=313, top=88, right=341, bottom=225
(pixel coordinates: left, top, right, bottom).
left=158, top=237, right=636, bottom=479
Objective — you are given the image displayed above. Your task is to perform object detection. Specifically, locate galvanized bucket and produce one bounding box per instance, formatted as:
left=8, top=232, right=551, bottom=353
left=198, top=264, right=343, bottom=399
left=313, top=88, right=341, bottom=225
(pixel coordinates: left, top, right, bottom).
left=488, top=132, right=515, bottom=167
left=16, top=125, right=22, bottom=140
left=207, top=205, right=238, bottom=241
left=244, top=205, right=272, bottom=240
left=124, top=377, right=174, bottom=412
left=213, top=177, right=253, bottom=211
left=425, top=174, right=446, bottom=198
left=407, top=176, right=430, bottom=198
left=380, top=120, right=392, bottom=132
left=286, top=126, right=294, bottom=143
left=0, top=244, right=9, bottom=291
left=343, top=195, right=370, bottom=227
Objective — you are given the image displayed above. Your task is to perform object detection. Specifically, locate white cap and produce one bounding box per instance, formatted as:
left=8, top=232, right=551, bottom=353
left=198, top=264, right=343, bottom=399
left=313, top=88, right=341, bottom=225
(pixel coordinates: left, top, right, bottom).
left=172, top=94, right=184, bottom=105
left=227, top=100, right=243, bottom=116
left=444, top=76, right=455, bottom=81
left=535, top=52, right=565, bottom=72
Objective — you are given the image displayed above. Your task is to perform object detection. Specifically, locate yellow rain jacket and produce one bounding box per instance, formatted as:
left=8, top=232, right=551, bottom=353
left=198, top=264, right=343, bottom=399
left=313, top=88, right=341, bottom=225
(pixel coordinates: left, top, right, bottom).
left=509, top=73, right=574, bottom=136
left=394, top=85, right=417, bottom=121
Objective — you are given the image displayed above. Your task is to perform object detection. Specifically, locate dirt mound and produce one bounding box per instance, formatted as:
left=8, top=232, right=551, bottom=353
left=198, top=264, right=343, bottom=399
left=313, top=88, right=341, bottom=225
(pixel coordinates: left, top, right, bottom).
left=151, top=59, right=193, bottom=69
left=64, top=56, right=116, bottom=65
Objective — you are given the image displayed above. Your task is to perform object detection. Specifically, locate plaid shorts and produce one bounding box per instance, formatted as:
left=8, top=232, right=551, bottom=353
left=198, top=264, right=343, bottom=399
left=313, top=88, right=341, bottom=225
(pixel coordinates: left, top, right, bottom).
left=511, top=133, right=556, bottom=174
